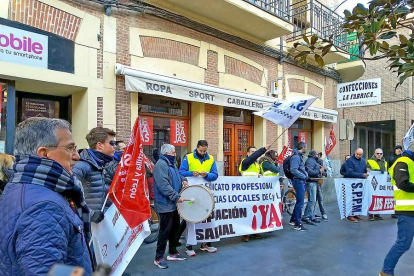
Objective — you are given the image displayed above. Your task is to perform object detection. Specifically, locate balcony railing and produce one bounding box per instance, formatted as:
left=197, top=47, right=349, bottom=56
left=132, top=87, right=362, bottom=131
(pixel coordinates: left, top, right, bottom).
left=243, top=0, right=291, bottom=22
left=287, top=0, right=348, bottom=51
left=338, top=32, right=365, bottom=64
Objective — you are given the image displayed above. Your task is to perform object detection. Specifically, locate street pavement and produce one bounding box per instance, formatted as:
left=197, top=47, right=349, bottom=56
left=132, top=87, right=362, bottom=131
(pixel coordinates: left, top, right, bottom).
left=125, top=202, right=414, bottom=276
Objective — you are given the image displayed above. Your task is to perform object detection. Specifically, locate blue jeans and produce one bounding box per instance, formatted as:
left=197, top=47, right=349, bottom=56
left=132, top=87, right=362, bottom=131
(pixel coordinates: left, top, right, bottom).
left=291, top=179, right=306, bottom=226
left=382, top=215, right=414, bottom=275
left=315, top=184, right=326, bottom=216
left=304, top=182, right=317, bottom=220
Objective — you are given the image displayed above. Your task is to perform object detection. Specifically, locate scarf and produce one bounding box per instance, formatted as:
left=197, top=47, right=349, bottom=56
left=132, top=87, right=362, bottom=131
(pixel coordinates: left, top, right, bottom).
left=10, top=156, right=91, bottom=239
left=87, top=149, right=113, bottom=167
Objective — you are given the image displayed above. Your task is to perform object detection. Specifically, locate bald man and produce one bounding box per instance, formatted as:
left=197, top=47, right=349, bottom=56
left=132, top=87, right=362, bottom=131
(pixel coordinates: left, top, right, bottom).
left=344, top=148, right=369, bottom=223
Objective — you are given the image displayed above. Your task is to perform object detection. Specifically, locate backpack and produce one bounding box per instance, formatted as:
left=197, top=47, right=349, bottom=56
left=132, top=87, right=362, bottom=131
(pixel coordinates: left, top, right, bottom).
left=283, top=153, right=296, bottom=179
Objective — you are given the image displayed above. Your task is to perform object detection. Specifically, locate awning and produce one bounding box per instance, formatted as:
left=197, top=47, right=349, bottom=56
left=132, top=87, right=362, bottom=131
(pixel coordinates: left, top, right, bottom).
left=115, top=64, right=337, bottom=123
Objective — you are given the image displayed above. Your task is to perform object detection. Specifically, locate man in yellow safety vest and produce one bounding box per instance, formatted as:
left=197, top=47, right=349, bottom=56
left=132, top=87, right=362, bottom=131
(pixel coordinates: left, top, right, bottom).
left=366, top=148, right=388, bottom=221
left=239, top=144, right=270, bottom=242
left=380, top=146, right=414, bottom=276
left=178, top=140, right=218, bottom=257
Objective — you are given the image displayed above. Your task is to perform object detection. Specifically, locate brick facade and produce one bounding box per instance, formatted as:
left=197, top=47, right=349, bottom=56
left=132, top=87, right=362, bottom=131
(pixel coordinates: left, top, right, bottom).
left=10, top=0, right=82, bottom=40
left=97, top=96, right=103, bottom=127
left=224, top=56, right=263, bottom=85
left=141, top=37, right=200, bottom=66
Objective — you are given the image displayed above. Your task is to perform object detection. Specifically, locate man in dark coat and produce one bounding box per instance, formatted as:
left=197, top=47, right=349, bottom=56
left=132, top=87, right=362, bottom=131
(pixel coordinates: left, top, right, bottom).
left=345, top=148, right=368, bottom=223
left=289, top=142, right=309, bottom=231
left=153, top=144, right=188, bottom=269
left=73, top=127, right=116, bottom=213
left=303, top=150, right=323, bottom=225
left=388, top=145, right=403, bottom=169
left=0, top=118, right=92, bottom=275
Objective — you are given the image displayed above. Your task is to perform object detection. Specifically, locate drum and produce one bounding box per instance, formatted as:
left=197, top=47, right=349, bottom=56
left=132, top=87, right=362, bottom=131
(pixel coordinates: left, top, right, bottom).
left=177, top=185, right=215, bottom=223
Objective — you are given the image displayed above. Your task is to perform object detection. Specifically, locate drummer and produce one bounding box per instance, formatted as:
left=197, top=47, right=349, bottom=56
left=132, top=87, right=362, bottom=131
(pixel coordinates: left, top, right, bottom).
left=179, top=140, right=219, bottom=256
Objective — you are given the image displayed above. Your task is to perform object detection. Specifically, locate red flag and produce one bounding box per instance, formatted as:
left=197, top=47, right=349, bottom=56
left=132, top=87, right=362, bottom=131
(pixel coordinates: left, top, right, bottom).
left=277, top=146, right=293, bottom=165
left=325, top=125, right=337, bottom=157
left=109, top=117, right=151, bottom=229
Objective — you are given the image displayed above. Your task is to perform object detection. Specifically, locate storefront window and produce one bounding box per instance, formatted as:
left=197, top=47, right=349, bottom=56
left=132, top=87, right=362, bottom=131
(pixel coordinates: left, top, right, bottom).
left=0, top=83, right=7, bottom=153
left=21, top=98, right=60, bottom=122
left=138, top=94, right=190, bottom=165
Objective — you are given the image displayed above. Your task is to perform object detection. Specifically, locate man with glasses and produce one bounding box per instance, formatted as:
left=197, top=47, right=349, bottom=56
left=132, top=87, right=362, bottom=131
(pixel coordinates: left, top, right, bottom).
left=73, top=127, right=117, bottom=215
left=0, top=118, right=92, bottom=275
left=367, top=148, right=388, bottom=221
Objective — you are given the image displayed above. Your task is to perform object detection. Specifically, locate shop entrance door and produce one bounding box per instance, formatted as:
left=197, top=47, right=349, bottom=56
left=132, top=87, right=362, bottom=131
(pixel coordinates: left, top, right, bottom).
left=223, top=124, right=253, bottom=176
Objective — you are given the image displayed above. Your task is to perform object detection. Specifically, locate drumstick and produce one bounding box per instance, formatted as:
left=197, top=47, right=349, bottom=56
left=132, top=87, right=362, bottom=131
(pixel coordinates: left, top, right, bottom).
left=181, top=198, right=195, bottom=203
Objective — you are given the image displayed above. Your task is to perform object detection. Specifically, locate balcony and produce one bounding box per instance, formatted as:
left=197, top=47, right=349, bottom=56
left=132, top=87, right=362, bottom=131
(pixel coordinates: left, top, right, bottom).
left=146, top=0, right=294, bottom=41
left=285, top=0, right=350, bottom=65
left=336, top=33, right=366, bottom=82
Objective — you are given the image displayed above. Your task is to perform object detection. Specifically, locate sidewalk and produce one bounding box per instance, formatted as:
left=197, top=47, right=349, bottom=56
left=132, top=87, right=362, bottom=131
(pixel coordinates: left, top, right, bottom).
left=125, top=202, right=414, bottom=276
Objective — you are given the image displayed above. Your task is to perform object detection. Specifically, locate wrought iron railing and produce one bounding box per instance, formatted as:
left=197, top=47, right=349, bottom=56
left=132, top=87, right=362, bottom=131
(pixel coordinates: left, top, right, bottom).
left=244, top=0, right=291, bottom=22
left=287, top=0, right=348, bottom=51
left=338, top=33, right=365, bottom=63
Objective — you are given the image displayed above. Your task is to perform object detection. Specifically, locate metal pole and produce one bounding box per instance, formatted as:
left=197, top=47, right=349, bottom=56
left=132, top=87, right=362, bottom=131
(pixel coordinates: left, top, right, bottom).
left=6, top=81, right=16, bottom=155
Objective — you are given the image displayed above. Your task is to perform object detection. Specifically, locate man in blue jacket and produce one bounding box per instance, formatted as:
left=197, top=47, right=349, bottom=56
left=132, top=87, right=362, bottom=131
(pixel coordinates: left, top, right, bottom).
left=73, top=127, right=117, bottom=213
left=0, top=118, right=92, bottom=275
left=345, top=148, right=369, bottom=223
left=178, top=140, right=218, bottom=256
left=154, top=144, right=188, bottom=269
left=289, top=141, right=309, bottom=232
left=303, top=150, right=324, bottom=225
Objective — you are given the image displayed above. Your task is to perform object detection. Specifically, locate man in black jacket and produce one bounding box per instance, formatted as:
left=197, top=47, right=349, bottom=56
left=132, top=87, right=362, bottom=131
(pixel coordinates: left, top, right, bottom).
left=303, top=150, right=323, bottom=225
left=388, top=145, right=402, bottom=169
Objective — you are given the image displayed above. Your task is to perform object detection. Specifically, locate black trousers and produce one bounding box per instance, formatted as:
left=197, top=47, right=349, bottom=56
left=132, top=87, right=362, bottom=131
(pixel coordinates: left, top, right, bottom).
left=155, top=210, right=181, bottom=260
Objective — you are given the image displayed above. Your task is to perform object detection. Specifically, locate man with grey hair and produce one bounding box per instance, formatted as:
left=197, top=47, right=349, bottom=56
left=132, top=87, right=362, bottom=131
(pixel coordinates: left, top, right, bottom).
left=0, top=118, right=92, bottom=275
left=153, top=144, right=188, bottom=269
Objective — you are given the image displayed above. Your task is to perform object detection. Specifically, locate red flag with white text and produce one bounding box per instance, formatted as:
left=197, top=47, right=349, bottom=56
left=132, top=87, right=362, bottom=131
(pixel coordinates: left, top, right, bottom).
left=109, top=117, right=150, bottom=229
left=325, top=125, right=337, bottom=157
left=277, top=146, right=293, bottom=165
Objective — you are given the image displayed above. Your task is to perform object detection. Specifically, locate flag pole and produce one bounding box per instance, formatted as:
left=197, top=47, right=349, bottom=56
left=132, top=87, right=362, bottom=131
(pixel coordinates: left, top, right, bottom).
left=101, top=193, right=110, bottom=212
left=269, top=128, right=288, bottom=147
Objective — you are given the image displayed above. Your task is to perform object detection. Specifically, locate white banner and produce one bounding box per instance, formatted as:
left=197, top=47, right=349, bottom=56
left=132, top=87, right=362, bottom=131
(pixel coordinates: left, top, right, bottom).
left=125, top=75, right=271, bottom=111
left=335, top=172, right=395, bottom=219
left=92, top=205, right=150, bottom=276
left=253, top=96, right=317, bottom=128
left=0, top=24, right=48, bottom=68
left=367, top=172, right=395, bottom=214
left=335, top=177, right=369, bottom=219
left=186, top=176, right=283, bottom=244
left=337, top=78, right=381, bottom=108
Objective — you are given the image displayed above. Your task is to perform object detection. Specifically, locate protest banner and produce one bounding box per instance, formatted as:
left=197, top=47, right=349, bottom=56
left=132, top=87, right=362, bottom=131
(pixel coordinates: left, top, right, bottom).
left=335, top=177, right=369, bottom=219
left=367, top=171, right=394, bottom=214
left=186, top=176, right=283, bottom=243
left=335, top=171, right=395, bottom=219
left=92, top=205, right=150, bottom=276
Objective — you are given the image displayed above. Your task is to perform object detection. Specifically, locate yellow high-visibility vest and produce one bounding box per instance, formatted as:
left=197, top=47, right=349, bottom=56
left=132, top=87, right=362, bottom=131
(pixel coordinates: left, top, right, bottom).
left=260, top=160, right=279, bottom=176
left=239, top=157, right=260, bottom=176
left=389, top=156, right=414, bottom=211
left=187, top=153, right=215, bottom=172
left=367, top=159, right=388, bottom=171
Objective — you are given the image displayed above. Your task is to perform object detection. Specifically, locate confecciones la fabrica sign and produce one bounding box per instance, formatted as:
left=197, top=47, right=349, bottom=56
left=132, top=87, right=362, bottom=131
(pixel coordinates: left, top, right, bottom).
left=0, top=24, right=48, bottom=68
left=337, top=78, right=381, bottom=108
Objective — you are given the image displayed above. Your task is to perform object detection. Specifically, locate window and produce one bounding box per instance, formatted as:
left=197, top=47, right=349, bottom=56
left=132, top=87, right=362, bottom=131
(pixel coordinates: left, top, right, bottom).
left=138, top=94, right=190, bottom=166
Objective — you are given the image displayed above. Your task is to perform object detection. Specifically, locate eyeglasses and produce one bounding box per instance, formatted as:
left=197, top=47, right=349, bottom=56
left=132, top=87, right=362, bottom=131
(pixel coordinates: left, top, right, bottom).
left=50, top=145, right=78, bottom=154
left=107, top=140, right=116, bottom=146
left=375, top=153, right=383, bottom=155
